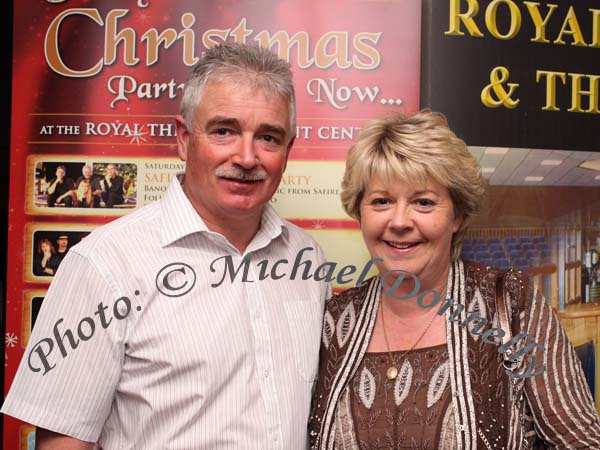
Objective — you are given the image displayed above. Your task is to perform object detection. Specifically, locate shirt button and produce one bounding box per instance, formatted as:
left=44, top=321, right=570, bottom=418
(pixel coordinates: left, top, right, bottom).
left=263, top=370, right=269, bottom=378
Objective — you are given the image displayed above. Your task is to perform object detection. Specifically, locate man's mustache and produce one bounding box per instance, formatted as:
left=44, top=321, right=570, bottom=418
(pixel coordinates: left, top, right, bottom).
left=215, top=166, right=267, bottom=181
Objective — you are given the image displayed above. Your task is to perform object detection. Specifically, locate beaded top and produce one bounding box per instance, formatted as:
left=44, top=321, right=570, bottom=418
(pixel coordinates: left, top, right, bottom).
left=334, top=343, right=455, bottom=449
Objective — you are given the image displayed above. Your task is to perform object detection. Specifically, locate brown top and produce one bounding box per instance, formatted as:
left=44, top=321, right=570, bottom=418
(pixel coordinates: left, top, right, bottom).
left=337, top=344, right=454, bottom=450
left=310, top=261, right=600, bottom=450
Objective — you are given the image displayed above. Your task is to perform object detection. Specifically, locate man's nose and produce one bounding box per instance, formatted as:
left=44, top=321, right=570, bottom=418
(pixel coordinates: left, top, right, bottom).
left=231, top=135, right=258, bottom=169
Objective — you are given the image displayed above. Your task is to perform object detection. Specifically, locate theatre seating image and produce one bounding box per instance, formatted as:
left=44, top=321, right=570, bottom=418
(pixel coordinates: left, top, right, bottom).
left=461, top=234, right=554, bottom=274
left=463, top=185, right=600, bottom=413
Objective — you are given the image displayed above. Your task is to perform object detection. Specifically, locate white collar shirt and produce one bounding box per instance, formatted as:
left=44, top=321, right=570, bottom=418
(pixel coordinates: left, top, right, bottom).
left=2, top=175, right=330, bottom=450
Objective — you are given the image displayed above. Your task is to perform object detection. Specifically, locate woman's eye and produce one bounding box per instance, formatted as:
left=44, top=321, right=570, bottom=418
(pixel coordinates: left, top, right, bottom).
left=415, top=198, right=434, bottom=208
left=371, top=198, right=390, bottom=206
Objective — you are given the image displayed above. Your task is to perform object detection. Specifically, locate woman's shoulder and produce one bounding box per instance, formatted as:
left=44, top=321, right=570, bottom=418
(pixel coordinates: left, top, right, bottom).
left=462, top=257, right=530, bottom=283
left=461, top=259, right=534, bottom=314
left=324, top=277, right=377, bottom=319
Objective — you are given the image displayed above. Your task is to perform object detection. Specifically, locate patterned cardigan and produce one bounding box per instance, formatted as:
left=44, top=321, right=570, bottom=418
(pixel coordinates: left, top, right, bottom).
left=309, top=260, right=600, bottom=450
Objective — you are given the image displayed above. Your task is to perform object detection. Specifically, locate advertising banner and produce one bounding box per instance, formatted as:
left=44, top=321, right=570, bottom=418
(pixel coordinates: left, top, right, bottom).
left=4, top=0, right=422, bottom=446
left=422, top=0, right=600, bottom=151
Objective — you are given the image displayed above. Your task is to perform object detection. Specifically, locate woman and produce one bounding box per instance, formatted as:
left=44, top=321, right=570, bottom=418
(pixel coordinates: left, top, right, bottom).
left=309, top=111, right=600, bottom=449
left=33, top=238, right=59, bottom=276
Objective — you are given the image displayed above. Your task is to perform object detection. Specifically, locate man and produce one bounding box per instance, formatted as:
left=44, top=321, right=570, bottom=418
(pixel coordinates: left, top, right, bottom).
left=2, top=44, right=329, bottom=450
left=54, top=235, right=69, bottom=267
left=45, top=165, right=74, bottom=207
left=73, top=165, right=102, bottom=208
left=100, top=163, right=124, bottom=207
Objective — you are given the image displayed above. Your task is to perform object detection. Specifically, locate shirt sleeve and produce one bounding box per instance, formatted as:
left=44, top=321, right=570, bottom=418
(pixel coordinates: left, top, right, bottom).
left=313, top=241, right=332, bottom=306
left=1, top=251, right=127, bottom=443
left=522, top=288, right=600, bottom=449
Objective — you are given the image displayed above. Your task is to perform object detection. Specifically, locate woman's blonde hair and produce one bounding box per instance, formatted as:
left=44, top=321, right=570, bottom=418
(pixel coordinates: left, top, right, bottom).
left=341, top=110, right=486, bottom=260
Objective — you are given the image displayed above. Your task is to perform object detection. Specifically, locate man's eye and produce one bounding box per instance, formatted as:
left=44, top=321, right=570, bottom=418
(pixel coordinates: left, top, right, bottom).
left=215, top=128, right=230, bottom=136
left=261, top=135, right=280, bottom=144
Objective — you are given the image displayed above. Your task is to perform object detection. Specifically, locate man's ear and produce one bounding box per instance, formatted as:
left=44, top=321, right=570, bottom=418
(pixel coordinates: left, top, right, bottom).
left=282, top=135, right=295, bottom=172
left=175, top=115, right=190, bottom=161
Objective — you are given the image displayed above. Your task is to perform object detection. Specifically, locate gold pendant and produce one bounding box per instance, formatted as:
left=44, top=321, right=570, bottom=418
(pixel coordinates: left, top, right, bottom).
left=386, top=366, right=398, bottom=380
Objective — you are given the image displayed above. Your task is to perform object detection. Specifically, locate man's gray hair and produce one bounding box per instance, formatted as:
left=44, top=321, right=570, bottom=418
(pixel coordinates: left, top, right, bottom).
left=180, top=43, right=296, bottom=138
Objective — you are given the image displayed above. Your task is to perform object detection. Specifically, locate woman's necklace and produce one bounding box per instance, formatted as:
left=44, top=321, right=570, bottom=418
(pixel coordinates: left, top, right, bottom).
left=380, top=300, right=439, bottom=380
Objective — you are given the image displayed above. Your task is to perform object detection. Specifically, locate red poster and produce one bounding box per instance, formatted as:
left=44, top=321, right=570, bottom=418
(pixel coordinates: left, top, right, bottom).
left=5, top=0, right=421, bottom=446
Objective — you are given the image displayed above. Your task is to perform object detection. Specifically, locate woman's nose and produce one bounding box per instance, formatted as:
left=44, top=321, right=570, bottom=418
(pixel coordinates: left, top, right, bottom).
left=389, top=204, right=413, bottom=230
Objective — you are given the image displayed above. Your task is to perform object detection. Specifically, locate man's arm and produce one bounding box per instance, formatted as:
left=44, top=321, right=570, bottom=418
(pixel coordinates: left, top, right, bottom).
left=36, top=428, right=94, bottom=450
left=2, top=251, right=125, bottom=446
left=92, top=176, right=103, bottom=196
left=56, top=191, right=72, bottom=203
left=46, top=178, right=58, bottom=195
left=109, top=176, right=124, bottom=193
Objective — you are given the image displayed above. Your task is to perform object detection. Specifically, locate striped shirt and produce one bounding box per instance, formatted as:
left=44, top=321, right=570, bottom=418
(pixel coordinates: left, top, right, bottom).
left=2, top=175, right=330, bottom=450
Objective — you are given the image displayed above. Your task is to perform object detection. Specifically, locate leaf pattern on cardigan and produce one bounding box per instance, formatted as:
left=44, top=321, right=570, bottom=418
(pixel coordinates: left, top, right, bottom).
left=358, top=366, right=376, bottom=409
left=336, top=303, right=356, bottom=349
left=322, top=310, right=335, bottom=349
left=394, top=359, right=413, bottom=407
left=426, top=360, right=449, bottom=408
left=466, top=288, right=487, bottom=341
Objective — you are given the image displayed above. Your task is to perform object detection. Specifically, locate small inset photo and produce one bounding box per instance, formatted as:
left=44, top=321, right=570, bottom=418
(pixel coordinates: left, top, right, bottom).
left=33, top=161, right=137, bottom=210
left=30, top=296, right=44, bottom=333
left=31, top=230, right=90, bottom=278
left=22, top=290, right=47, bottom=347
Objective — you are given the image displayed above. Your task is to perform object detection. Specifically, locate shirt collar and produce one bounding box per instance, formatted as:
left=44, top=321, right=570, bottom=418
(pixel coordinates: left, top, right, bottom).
left=252, top=201, right=290, bottom=250
left=160, top=174, right=289, bottom=248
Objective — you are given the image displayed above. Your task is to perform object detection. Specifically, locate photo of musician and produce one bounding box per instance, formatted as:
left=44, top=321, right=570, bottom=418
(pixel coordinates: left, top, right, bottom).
left=54, top=235, right=69, bottom=266
left=99, top=163, right=124, bottom=207
left=45, top=165, right=74, bottom=207
left=31, top=231, right=90, bottom=278
left=32, top=239, right=59, bottom=277
left=34, top=162, right=137, bottom=210
left=74, top=164, right=102, bottom=208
